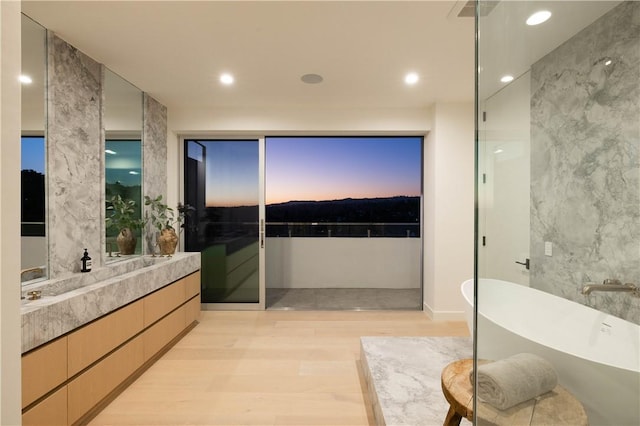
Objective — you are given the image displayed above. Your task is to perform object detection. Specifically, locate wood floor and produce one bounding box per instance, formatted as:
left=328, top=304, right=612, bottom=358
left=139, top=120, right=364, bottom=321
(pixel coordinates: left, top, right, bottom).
left=89, top=310, right=469, bottom=425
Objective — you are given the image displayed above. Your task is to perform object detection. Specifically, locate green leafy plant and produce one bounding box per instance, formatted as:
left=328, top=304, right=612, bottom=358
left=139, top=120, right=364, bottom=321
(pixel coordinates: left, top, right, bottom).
left=106, top=195, right=144, bottom=231
left=144, top=195, right=194, bottom=232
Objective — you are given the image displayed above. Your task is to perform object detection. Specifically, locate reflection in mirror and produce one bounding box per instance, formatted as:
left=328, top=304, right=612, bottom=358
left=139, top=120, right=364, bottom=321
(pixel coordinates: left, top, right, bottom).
left=21, top=14, right=47, bottom=283
left=104, top=69, right=143, bottom=259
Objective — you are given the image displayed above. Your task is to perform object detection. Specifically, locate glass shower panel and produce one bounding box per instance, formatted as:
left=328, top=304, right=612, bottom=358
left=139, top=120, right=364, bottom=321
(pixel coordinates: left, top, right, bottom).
left=476, top=2, right=639, bottom=425
left=184, top=140, right=260, bottom=304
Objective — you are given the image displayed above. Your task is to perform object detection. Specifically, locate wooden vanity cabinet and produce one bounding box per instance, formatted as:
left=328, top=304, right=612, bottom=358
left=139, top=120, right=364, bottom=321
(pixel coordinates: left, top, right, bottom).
left=22, top=270, right=201, bottom=426
left=22, top=336, right=67, bottom=408
left=67, top=335, right=145, bottom=424
left=22, top=386, right=68, bottom=426
left=67, top=300, right=144, bottom=377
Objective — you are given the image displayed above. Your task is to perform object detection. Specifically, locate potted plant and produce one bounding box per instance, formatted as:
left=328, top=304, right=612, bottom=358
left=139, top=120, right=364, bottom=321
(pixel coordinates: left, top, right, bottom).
left=106, top=195, right=144, bottom=255
left=144, top=195, right=194, bottom=256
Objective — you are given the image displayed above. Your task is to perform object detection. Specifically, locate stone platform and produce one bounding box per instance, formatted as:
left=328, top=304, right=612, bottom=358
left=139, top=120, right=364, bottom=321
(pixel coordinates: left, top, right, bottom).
left=360, top=336, right=472, bottom=426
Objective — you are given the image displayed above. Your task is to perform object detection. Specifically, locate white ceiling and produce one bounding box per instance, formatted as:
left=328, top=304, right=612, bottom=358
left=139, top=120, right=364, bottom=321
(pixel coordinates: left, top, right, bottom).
left=21, top=1, right=620, bottom=113
left=22, top=1, right=476, bottom=111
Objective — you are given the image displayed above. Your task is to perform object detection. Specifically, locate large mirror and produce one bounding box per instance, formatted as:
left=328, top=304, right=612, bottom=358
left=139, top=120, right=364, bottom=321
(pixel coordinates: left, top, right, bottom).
left=21, top=14, right=47, bottom=282
left=104, top=68, right=143, bottom=259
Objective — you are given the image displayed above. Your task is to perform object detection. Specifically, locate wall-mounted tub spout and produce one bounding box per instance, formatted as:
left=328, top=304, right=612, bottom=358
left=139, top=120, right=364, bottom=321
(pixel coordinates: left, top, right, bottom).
left=582, top=279, right=640, bottom=297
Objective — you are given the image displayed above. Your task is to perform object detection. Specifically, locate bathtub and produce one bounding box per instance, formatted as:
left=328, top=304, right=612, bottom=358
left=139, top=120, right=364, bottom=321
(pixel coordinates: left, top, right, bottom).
left=461, top=278, right=640, bottom=426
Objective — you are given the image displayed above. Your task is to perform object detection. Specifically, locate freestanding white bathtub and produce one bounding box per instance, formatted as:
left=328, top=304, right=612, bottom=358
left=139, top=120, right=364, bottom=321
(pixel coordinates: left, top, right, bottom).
left=462, top=278, right=640, bottom=426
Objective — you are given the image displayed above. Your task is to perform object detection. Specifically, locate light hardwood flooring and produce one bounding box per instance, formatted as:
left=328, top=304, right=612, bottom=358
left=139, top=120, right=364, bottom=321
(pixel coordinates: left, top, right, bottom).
left=89, top=310, right=469, bottom=425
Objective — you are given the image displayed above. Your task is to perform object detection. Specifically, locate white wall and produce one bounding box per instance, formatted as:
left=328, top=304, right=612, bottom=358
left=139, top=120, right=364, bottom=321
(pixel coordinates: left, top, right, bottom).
left=423, top=103, right=475, bottom=320
left=0, top=1, right=23, bottom=422
left=169, top=106, right=432, bottom=135
left=266, top=237, right=421, bottom=289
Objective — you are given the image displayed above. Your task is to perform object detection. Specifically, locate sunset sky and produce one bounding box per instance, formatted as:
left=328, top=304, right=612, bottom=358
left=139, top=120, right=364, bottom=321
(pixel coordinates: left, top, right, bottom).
left=192, top=136, right=423, bottom=207
left=21, top=136, right=45, bottom=174
left=266, top=137, right=422, bottom=205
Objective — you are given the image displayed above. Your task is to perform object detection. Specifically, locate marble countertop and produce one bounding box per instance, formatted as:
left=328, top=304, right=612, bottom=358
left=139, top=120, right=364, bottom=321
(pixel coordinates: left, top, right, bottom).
left=21, top=252, right=200, bottom=353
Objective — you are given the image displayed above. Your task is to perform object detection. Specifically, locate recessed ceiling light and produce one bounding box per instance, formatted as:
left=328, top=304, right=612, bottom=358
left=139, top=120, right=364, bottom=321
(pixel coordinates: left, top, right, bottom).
left=105, top=149, right=117, bottom=155
left=19, top=75, right=32, bottom=84
left=301, top=73, right=323, bottom=84
left=604, top=59, right=613, bottom=66
left=405, top=72, right=419, bottom=85
left=494, top=149, right=504, bottom=154
left=526, top=11, right=551, bottom=26
left=500, top=75, right=514, bottom=83
left=220, top=73, right=234, bottom=85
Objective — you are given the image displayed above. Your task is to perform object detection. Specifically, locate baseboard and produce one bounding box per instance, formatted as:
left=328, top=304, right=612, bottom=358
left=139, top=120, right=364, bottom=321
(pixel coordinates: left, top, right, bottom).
left=423, top=302, right=465, bottom=321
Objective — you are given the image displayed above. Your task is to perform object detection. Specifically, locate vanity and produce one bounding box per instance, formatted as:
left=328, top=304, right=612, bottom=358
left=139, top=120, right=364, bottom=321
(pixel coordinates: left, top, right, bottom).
left=21, top=253, right=200, bottom=425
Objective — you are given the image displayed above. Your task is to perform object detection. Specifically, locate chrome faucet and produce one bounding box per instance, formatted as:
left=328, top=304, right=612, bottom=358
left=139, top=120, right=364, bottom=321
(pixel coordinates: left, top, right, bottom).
left=582, top=279, right=640, bottom=297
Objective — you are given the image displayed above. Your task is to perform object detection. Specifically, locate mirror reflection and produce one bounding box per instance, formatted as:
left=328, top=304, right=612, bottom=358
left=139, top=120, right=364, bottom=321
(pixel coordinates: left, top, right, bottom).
left=104, top=69, right=143, bottom=259
left=21, top=14, right=47, bottom=282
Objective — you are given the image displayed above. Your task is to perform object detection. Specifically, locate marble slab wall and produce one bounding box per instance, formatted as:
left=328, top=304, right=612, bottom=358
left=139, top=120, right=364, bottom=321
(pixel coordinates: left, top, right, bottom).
left=530, top=1, right=640, bottom=324
left=45, top=33, right=170, bottom=277
left=47, top=33, right=103, bottom=277
left=142, top=93, right=168, bottom=254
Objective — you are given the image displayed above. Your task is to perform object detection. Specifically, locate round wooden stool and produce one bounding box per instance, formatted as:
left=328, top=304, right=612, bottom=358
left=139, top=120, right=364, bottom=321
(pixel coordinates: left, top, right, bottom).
left=440, top=359, right=588, bottom=426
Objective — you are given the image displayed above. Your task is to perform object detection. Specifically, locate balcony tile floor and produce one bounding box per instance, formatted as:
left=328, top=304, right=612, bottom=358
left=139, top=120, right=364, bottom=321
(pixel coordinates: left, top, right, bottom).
left=266, top=288, right=422, bottom=310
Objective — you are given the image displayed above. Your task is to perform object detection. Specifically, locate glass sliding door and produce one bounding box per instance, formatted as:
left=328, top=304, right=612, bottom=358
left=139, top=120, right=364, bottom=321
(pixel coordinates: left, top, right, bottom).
left=184, top=139, right=264, bottom=308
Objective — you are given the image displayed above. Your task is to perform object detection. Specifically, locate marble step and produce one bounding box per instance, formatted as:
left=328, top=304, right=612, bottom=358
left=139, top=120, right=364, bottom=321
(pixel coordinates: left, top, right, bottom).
left=360, top=336, right=472, bottom=426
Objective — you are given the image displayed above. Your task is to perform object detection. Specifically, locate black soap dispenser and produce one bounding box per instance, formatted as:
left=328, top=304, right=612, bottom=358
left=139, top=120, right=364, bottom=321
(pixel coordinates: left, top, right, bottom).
left=81, top=248, right=92, bottom=273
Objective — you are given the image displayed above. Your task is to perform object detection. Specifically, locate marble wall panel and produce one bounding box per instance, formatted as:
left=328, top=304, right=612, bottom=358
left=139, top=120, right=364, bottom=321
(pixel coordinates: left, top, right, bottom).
left=530, top=1, right=640, bottom=324
left=143, top=93, right=168, bottom=254
left=47, top=33, right=103, bottom=277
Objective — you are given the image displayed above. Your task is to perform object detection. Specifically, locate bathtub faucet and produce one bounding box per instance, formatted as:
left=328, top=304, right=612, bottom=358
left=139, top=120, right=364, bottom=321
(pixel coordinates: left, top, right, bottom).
left=581, top=279, right=640, bottom=297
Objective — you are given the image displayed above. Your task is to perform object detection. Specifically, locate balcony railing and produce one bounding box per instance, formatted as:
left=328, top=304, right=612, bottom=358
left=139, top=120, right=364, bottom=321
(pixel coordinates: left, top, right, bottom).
left=186, top=221, right=420, bottom=240
left=21, top=222, right=46, bottom=237
left=267, top=222, right=419, bottom=238
left=186, top=221, right=421, bottom=253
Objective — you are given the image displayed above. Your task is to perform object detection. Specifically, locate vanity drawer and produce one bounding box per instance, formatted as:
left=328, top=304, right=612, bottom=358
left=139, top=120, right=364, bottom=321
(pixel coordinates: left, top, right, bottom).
left=67, top=335, right=144, bottom=424
left=22, top=336, right=67, bottom=408
left=143, top=305, right=186, bottom=361
left=68, top=299, right=144, bottom=377
left=22, top=385, right=67, bottom=426
left=144, top=279, right=186, bottom=327
left=185, top=295, right=201, bottom=326
left=184, top=271, right=201, bottom=300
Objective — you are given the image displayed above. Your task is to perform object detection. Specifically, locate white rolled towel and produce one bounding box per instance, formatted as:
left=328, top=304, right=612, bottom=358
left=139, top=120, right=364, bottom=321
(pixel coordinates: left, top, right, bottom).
left=475, top=353, right=558, bottom=410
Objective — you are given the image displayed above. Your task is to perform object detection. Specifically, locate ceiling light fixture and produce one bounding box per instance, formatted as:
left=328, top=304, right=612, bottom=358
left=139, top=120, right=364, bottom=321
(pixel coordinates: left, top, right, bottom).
left=526, top=10, right=551, bottom=26
left=301, top=73, right=323, bottom=84
left=105, top=149, right=117, bottom=155
left=220, top=73, right=234, bottom=85
left=129, top=171, right=139, bottom=175
left=604, top=59, right=613, bottom=66
left=19, top=75, right=33, bottom=84
left=500, top=75, right=514, bottom=83
left=404, top=72, right=419, bottom=85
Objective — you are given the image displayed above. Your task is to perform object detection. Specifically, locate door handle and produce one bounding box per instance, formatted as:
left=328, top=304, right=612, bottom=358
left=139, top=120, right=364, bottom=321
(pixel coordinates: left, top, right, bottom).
left=260, top=219, right=264, bottom=248
left=515, top=258, right=530, bottom=270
